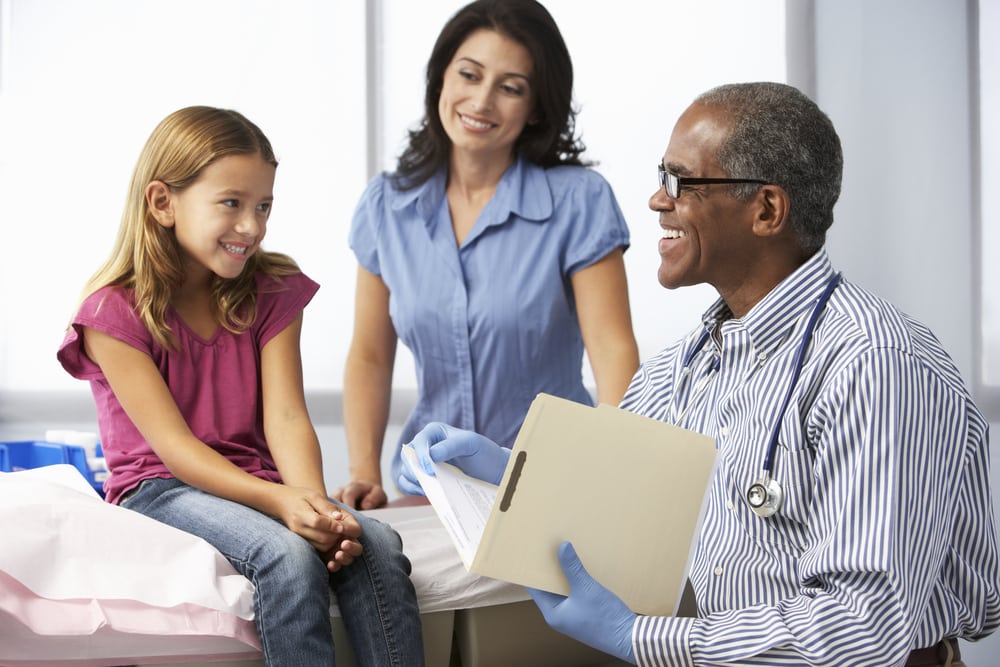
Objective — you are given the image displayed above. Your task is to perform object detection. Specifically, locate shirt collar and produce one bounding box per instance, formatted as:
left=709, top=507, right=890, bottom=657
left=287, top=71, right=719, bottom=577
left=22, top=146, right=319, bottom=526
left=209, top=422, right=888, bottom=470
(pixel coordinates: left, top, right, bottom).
left=701, top=249, right=838, bottom=358
left=389, top=153, right=554, bottom=226
left=388, top=168, right=446, bottom=222
left=492, top=154, right=553, bottom=223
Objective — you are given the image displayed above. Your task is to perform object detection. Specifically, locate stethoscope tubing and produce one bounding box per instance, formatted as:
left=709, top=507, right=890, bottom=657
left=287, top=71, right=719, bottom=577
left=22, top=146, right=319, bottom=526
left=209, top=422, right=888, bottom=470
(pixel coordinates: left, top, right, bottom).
left=679, top=273, right=842, bottom=477
left=760, top=273, right=841, bottom=473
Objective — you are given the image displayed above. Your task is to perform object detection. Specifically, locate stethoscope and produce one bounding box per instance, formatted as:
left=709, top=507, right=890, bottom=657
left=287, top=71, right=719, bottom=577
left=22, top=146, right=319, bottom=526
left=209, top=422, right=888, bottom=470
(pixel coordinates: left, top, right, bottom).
left=677, top=273, right=841, bottom=518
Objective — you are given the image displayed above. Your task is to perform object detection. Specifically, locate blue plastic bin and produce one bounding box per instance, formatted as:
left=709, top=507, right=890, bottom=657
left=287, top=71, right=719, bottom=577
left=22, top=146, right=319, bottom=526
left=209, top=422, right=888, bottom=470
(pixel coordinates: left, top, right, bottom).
left=0, top=440, right=105, bottom=496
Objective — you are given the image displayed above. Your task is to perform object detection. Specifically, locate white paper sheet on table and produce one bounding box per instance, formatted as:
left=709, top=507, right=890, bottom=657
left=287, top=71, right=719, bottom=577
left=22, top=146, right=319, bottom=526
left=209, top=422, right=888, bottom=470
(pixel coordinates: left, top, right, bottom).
left=364, top=504, right=530, bottom=613
left=0, top=464, right=261, bottom=665
left=0, top=464, right=531, bottom=665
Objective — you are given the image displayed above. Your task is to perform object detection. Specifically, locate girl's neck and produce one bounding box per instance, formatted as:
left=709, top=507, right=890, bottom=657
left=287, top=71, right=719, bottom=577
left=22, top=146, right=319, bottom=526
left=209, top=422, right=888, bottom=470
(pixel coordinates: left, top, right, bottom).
left=171, top=272, right=218, bottom=340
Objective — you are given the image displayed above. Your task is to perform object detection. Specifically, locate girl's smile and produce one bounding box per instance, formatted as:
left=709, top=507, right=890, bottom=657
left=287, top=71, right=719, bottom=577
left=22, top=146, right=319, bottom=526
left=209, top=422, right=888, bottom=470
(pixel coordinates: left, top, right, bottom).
left=150, top=152, right=276, bottom=283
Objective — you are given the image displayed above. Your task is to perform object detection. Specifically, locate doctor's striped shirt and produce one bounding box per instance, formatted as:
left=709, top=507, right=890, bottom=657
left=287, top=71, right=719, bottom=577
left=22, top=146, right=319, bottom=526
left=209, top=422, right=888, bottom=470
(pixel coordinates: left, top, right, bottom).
left=620, top=250, right=1000, bottom=666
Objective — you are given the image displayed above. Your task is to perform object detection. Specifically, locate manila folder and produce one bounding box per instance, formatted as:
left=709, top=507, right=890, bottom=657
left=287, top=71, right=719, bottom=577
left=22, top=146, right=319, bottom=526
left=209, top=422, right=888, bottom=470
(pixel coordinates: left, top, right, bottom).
left=470, top=393, right=716, bottom=617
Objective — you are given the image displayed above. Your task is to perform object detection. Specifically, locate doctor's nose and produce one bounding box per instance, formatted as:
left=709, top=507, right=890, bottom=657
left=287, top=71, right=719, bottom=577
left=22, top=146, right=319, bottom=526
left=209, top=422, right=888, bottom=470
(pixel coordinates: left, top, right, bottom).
left=649, top=186, right=676, bottom=212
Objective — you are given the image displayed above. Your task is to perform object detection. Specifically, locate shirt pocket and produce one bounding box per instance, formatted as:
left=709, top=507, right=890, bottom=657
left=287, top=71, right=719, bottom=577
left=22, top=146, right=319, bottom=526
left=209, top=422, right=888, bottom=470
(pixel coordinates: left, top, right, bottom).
left=723, top=411, right=814, bottom=554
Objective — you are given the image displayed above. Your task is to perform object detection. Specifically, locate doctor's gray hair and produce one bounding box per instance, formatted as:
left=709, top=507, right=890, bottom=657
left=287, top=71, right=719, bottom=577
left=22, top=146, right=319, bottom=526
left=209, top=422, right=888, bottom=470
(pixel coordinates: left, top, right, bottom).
left=696, top=82, right=843, bottom=253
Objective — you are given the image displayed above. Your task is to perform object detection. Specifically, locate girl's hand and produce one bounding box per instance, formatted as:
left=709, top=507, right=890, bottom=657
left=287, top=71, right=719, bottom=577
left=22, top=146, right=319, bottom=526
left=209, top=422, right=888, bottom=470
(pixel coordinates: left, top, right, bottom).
left=275, top=485, right=363, bottom=554
left=323, top=535, right=365, bottom=572
left=319, top=507, right=363, bottom=571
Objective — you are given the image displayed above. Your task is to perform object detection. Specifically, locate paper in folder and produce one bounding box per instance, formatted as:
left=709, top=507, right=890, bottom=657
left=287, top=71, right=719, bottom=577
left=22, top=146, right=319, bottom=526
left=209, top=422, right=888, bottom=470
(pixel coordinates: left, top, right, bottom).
left=402, top=393, right=716, bottom=616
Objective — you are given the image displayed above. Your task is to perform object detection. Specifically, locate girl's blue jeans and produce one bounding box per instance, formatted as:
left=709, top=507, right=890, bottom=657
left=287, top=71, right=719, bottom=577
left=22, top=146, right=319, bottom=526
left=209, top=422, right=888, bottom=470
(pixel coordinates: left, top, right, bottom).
left=123, top=477, right=424, bottom=666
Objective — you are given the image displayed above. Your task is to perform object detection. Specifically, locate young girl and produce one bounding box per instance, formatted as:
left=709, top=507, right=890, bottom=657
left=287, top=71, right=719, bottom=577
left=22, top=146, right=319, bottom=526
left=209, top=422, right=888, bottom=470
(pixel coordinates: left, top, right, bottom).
left=57, top=106, right=424, bottom=666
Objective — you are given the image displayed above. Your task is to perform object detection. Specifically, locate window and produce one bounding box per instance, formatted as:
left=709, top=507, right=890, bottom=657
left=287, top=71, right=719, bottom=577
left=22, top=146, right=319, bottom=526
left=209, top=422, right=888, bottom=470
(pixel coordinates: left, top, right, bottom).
left=0, top=0, right=368, bottom=393
left=0, top=0, right=787, bottom=403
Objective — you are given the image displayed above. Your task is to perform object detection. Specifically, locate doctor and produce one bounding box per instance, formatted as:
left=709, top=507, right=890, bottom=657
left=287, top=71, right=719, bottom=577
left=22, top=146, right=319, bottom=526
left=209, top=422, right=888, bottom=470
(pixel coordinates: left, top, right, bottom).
left=400, top=82, right=1000, bottom=666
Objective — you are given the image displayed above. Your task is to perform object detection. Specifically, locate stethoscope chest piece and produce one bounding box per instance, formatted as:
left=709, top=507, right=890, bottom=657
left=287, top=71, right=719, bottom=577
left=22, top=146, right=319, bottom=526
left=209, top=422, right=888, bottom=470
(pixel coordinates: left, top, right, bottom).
left=747, top=473, right=783, bottom=518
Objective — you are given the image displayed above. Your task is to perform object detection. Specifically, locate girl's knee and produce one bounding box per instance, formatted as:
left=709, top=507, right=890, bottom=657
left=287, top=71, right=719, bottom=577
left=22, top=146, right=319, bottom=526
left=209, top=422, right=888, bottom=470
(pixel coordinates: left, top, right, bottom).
left=252, top=529, right=327, bottom=586
left=357, top=513, right=404, bottom=552
left=354, top=515, right=412, bottom=577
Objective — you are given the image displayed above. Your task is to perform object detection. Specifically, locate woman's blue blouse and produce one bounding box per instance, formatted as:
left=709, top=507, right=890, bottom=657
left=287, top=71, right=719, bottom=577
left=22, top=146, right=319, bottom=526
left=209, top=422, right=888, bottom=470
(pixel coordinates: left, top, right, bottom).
left=349, top=154, right=630, bottom=483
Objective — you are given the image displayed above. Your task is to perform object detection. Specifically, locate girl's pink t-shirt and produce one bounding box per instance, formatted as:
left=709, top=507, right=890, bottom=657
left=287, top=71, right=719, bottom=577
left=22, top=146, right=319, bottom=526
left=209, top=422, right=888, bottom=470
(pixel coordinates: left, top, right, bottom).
left=57, top=272, right=319, bottom=505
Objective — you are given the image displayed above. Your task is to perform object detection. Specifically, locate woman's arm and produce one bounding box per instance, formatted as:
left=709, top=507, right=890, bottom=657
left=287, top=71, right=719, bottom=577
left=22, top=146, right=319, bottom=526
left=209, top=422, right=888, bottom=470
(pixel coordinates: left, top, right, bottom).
left=571, top=248, right=640, bottom=406
left=336, top=265, right=398, bottom=509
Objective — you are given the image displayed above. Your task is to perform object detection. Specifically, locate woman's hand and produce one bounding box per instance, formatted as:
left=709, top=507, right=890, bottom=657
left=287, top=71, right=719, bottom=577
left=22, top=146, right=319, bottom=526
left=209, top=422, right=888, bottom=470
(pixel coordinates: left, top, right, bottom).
left=333, top=480, right=388, bottom=510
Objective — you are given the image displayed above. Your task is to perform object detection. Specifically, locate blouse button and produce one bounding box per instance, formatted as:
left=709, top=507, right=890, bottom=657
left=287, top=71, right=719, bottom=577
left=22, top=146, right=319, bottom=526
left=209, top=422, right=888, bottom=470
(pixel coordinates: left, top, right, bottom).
left=714, top=566, right=724, bottom=576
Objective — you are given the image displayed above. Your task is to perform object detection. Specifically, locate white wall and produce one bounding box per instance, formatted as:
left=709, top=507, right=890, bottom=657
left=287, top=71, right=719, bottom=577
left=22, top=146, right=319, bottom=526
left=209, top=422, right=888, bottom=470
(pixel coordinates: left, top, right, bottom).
left=818, top=0, right=974, bottom=378
left=0, top=0, right=369, bottom=408
left=0, top=0, right=787, bottom=419
left=812, top=0, right=998, bottom=661
left=976, top=0, right=1000, bottom=412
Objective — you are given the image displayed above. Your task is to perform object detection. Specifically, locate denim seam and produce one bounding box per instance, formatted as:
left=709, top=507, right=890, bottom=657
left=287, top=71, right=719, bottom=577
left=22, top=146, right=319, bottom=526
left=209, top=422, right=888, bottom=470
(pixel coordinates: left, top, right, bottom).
left=361, top=540, right=401, bottom=665
left=231, top=556, right=271, bottom=661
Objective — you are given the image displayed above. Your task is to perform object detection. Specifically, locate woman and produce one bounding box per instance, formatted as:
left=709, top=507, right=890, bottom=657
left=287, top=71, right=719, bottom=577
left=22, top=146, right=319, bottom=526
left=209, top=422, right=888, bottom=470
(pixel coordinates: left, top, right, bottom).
left=337, top=0, right=639, bottom=509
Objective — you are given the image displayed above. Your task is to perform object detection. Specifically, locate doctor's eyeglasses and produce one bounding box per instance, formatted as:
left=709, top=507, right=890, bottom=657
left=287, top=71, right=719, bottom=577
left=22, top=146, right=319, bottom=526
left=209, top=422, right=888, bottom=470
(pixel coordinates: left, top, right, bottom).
left=657, top=162, right=768, bottom=200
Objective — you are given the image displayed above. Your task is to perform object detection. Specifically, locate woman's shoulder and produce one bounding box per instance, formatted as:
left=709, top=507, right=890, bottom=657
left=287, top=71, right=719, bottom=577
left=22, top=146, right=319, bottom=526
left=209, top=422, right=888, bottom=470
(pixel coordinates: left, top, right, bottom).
left=523, top=160, right=628, bottom=242
left=354, top=170, right=432, bottom=216
left=361, top=170, right=417, bottom=201
left=537, top=163, right=617, bottom=209
left=541, top=162, right=613, bottom=192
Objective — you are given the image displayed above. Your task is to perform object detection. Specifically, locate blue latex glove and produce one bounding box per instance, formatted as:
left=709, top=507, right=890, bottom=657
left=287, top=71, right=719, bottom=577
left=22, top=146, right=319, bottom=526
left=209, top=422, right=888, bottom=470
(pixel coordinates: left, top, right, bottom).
left=528, top=542, right=637, bottom=664
left=397, top=422, right=512, bottom=495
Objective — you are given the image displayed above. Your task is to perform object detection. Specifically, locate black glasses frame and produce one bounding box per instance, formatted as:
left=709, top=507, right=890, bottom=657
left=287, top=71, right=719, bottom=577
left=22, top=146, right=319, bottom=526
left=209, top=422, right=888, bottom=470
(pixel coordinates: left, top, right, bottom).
left=657, top=162, right=768, bottom=200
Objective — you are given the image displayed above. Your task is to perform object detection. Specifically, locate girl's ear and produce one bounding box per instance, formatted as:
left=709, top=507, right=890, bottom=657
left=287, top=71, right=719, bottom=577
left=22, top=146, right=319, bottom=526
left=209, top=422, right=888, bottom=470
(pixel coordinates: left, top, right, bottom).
left=146, top=181, right=175, bottom=228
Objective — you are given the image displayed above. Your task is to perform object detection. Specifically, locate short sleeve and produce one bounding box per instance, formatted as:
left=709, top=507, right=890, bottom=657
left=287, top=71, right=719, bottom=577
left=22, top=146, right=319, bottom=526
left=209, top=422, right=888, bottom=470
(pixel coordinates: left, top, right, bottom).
left=57, top=287, right=156, bottom=380
left=556, top=168, right=630, bottom=276
left=253, top=272, right=320, bottom=349
left=348, top=175, right=388, bottom=276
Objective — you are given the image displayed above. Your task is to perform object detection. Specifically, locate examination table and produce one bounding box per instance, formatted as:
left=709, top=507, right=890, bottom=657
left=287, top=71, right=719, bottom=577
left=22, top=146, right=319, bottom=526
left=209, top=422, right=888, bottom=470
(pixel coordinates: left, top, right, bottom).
left=0, top=465, right=629, bottom=667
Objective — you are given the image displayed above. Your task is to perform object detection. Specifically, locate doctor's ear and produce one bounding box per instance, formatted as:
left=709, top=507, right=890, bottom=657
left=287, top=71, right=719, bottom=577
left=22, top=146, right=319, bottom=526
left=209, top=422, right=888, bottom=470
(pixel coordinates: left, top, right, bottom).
left=146, top=181, right=175, bottom=228
left=750, top=184, right=791, bottom=238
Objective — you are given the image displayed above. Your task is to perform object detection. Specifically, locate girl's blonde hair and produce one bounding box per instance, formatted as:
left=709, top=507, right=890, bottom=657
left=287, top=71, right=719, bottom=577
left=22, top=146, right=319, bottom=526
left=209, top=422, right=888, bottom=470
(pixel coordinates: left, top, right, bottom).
left=81, top=106, right=300, bottom=349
